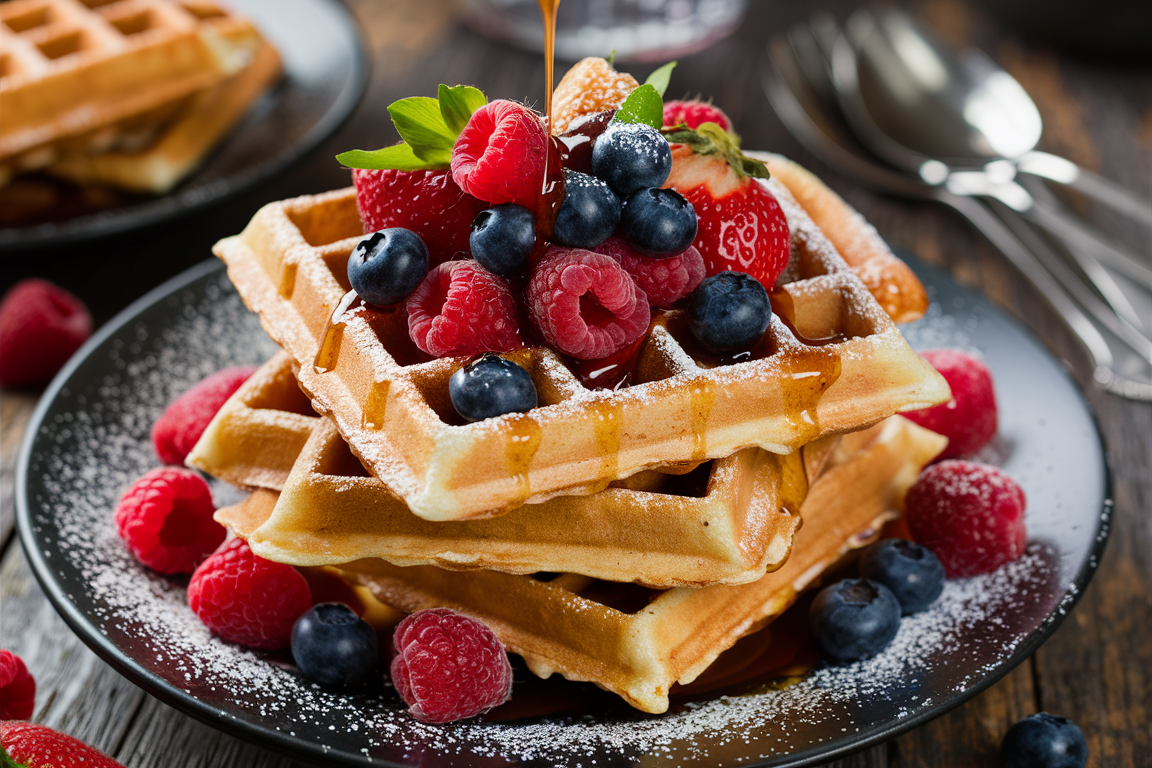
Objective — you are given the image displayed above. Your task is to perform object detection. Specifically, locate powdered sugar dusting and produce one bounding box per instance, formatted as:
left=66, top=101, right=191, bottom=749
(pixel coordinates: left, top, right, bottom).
left=23, top=266, right=1101, bottom=767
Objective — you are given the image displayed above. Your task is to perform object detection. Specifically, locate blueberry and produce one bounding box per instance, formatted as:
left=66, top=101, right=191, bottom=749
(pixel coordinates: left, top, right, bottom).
left=1001, top=713, right=1088, bottom=768
left=449, top=354, right=538, bottom=422
left=688, top=271, right=771, bottom=354
left=347, top=228, right=429, bottom=306
left=858, top=539, right=945, bottom=615
left=291, top=603, right=378, bottom=688
left=469, top=204, right=536, bottom=277
left=809, top=578, right=901, bottom=662
left=553, top=169, right=621, bottom=249
left=620, top=187, right=698, bottom=258
left=591, top=122, right=672, bottom=197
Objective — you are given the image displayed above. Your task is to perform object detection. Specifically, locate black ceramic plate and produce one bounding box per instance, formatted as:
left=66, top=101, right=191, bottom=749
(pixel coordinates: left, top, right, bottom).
left=0, top=0, right=367, bottom=252
left=17, top=255, right=1110, bottom=767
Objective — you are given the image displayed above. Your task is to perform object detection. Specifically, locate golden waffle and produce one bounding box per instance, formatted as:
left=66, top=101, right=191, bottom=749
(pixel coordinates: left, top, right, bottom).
left=219, top=416, right=948, bottom=713
left=191, top=351, right=807, bottom=589
left=0, top=0, right=264, bottom=184
left=45, top=12, right=280, bottom=193
left=213, top=164, right=950, bottom=521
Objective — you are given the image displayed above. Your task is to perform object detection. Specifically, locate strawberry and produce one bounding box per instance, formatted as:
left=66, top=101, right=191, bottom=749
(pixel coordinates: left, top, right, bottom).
left=352, top=168, right=485, bottom=267
left=662, top=99, right=733, bottom=133
left=0, top=722, right=126, bottom=768
left=551, top=57, right=639, bottom=135
left=662, top=124, right=790, bottom=291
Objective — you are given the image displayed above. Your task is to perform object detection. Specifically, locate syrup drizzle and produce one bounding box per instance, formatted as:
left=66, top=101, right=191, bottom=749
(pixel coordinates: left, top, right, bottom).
left=505, top=413, right=543, bottom=504
left=590, top=401, right=622, bottom=480
left=534, top=0, right=565, bottom=237
left=313, top=289, right=360, bottom=374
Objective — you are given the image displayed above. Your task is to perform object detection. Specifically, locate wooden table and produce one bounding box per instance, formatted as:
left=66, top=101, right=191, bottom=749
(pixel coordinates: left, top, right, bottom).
left=2, top=0, right=1148, bottom=765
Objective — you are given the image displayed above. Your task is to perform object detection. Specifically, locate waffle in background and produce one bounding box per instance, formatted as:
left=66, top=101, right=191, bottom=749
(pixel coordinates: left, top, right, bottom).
left=213, top=166, right=949, bottom=521
left=219, top=415, right=948, bottom=713
left=0, top=0, right=279, bottom=193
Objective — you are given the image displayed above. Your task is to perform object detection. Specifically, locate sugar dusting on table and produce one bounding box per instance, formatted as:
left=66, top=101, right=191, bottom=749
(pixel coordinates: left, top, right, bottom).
left=32, top=271, right=1065, bottom=767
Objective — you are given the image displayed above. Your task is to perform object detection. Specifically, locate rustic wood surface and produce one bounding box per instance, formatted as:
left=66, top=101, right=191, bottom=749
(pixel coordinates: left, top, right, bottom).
left=1, top=0, right=1149, bottom=766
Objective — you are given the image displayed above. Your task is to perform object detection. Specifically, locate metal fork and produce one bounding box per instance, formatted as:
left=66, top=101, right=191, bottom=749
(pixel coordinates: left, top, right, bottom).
left=763, top=26, right=1152, bottom=401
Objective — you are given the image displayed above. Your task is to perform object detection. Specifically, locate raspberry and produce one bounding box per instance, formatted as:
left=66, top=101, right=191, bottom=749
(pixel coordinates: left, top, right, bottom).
left=527, top=247, right=651, bottom=360
left=0, top=650, right=35, bottom=720
left=593, top=234, right=705, bottom=308
left=0, top=279, right=92, bottom=389
left=406, top=261, right=524, bottom=358
left=151, top=366, right=256, bottom=466
left=1, top=723, right=126, bottom=768
left=188, top=538, right=312, bottom=650
left=904, top=350, right=998, bottom=460
left=551, top=57, right=639, bottom=135
left=663, top=99, right=733, bottom=132
left=905, top=461, right=1027, bottom=578
left=115, top=468, right=223, bottom=575
left=451, top=100, right=549, bottom=210
left=390, top=608, right=512, bottom=723
left=352, top=168, right=485, bottom=267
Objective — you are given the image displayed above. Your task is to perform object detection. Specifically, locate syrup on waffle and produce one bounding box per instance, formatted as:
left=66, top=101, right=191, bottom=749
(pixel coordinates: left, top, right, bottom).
left=191, top=352, right=806, bottom=589
left=0, top=0, right=266, bottom=185
left=218, top=415, right=948, bottom=713
left=213, top=166, right=949, bottom=521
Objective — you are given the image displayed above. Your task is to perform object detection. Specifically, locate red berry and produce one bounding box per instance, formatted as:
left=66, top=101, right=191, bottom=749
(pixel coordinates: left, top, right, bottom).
left=0, top=279, right=92, bottom=389
left=593, top=234, right=706, bottom=308
left=0, top=723, right=126, bottom=768
left=352, top=168, right=486, bottom=267
left=664, top=145, right=792, bottom=291
left=906, top=461, right=1027, bottom=578
left=904, top=350, right=998, bottom=459
left=151, top=366, right=257, bottom=466
left=527, top=246, right=651, bottom=360
left=451, top=100, right=549, bottom=210
left=390, top=608, right=512, bottom=723
left=0, top=650, right=35, bottom=720
left=662, top=99, right=732, bottom=132
left=188, top=538, right=311, bottom=650
left=406, top=261, right=524, bottom=358
left=115, top=468, right=223, bottom=575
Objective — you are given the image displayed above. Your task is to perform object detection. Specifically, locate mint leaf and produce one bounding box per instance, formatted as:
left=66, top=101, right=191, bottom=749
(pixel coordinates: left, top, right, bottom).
left=644, top=61, right=677, bottom=97
left=606, top=49, right=616, bottom=67
left=613, top=84, right=663, bottom=130
left=388, top=96, right=455, bottom=162
left=336, top=143, right=445, bottom=171
left=439, top=84, right=487, bottom=136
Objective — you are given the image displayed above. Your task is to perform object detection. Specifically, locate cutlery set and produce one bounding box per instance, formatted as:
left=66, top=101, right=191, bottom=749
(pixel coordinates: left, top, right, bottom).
left=764, top=8, right=1152, bottom=400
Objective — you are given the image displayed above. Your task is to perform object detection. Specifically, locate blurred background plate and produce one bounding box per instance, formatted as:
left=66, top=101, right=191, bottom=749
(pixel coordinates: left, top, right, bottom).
left=0, top=0, right=368, bottom=253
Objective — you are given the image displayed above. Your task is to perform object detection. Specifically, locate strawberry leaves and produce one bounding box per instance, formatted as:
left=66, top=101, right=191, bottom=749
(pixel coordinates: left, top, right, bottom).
left=337, top=85, right=487, bottom=171
left=614, top=61, right=677, bottom=131
left=662, top=123, right=770, bottom=180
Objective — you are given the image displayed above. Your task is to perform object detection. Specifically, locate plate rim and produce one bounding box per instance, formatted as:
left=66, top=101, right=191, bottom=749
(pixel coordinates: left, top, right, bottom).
left=15, top=256, right=1114, bottom=768
left=0, top=0, right=370, bottom=253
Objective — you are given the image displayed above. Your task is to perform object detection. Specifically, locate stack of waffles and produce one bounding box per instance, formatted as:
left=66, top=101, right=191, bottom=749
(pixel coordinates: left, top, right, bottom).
left=0, top=0, right=280, bottom=193
left=190, top=153, right=951, bottom=714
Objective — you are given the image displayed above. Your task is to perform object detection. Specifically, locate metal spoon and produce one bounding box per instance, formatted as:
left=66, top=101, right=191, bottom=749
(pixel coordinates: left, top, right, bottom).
left=763, top=27, right=1152, bottom=401
left=843, top=8, right=1152, bottom=229
left=824, top=10, right=1152, bottom=339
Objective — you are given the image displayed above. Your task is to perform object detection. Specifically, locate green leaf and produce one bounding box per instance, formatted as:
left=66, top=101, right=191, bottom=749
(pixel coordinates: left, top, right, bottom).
left=606, top=49, right=616, bottom=67
left=660, top=123, right=769, bottom=180
left=0, top=744, right=28, bottom=768
left=644, top=61, right=677, bottom=97
left=613, top=83, right=663, bottom=130
left=387, top=96, right=456, bottom=162
left=336, top=143, right=446, bottom=171
left=438, top=84, right=487, bottom=136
